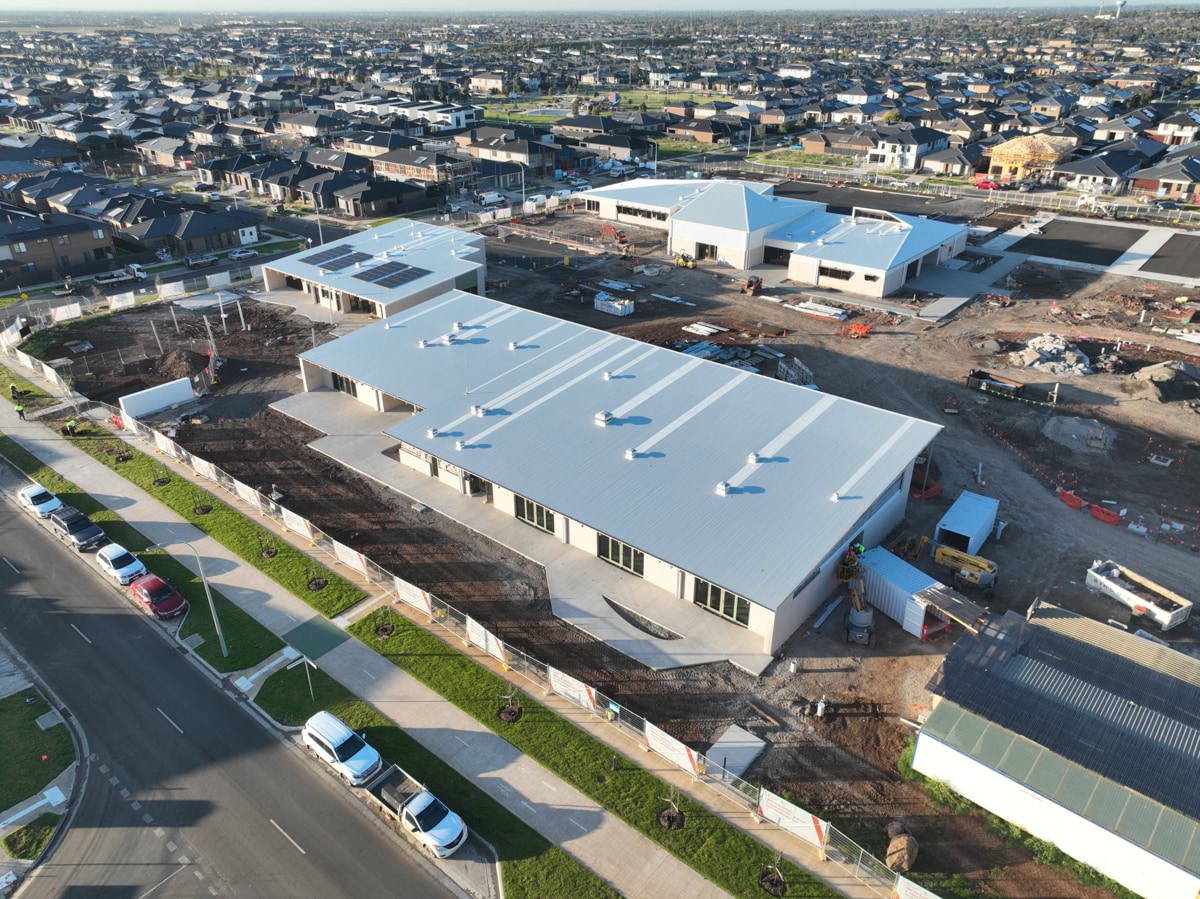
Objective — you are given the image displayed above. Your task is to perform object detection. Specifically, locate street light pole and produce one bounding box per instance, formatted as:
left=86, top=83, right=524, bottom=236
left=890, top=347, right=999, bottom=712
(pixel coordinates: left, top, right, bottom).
left=147, top=539, right=227, bottom=658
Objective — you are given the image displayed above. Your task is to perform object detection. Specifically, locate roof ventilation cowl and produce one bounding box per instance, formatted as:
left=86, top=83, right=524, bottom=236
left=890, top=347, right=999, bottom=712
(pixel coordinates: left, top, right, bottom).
left=452, top=321, right=463, bottom=331
left=417, top=338, right=428, bottom=349
left=594, top=410, right=614, bottom=427
left=508, top=341, right=518, bottom=351
left=426, top=427, right=438, bottom=439
left=715, top=481, right=731, bottom=496
left=747, top=451, right=760, bottom=464
left=624, top=448, right=637, bottom=460
left=443, top=333, right=455, bottom=346
left=454, top=440, right=464, bottom=451
left=471, top=404, right=485, bottom=417
left=602, top=371, right=612, bottom=381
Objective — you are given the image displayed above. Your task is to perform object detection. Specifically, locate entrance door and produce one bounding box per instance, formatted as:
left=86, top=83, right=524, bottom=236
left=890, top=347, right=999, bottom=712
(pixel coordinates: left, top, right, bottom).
left=696, top=242, right=717, bottom=261
left=466, top=474, right=492, bottom=502
left=348, top=294, right=374, bottom=314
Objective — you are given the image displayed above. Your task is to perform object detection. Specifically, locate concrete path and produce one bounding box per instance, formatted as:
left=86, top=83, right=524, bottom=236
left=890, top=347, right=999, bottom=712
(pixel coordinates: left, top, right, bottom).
left=0, top=405, right=737, bottom=899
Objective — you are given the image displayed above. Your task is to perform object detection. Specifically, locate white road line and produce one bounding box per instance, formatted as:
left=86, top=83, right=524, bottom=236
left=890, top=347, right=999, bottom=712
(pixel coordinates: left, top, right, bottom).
left=520, top=801, right=535, bottom=813
left=454, top=736, right=470, bottom=747
left=69, top=623, right=92, bottom=644
left=134, top=864, right=186, bottom=899
left=3, top=558, right=18, bottom=574
left=270, top=818, right=306, bottom=855
left=362, top=668, right=377, bottom=680
left=569, top=818, right=587, bottom=832
left=541, top=780, right=557, bottom=792
left=156, top=707, right=184, bottom=735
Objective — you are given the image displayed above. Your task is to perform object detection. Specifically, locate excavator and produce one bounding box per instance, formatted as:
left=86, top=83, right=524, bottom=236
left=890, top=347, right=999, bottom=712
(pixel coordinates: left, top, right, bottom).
left=933, top=545, right=999, bottom=594
left=600, top=224, right=628, bottom=244
left=836, top=550, right=876, bottom=648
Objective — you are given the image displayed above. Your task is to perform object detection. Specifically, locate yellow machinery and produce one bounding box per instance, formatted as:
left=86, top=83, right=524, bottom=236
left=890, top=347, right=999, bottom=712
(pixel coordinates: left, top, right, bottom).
left=836, top=550, right=876, bottom=647
left=675, top=253, right=696, bottom=269
left=934, top=545, right=999, bottom=593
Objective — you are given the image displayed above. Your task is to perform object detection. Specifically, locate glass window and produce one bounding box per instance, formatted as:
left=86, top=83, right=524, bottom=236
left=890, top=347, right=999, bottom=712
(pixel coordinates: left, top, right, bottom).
left=693, top=578, right=750, bottom=627
left=514, top=494, right=555, bottom=534
left=93, top=229, right=106, bottom=240
left=596, top=532, right=643, bottom=577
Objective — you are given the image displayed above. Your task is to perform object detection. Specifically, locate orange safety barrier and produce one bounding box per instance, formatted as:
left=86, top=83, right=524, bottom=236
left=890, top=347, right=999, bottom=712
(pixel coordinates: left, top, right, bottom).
left=1058, top=489, right=1084, bottom=510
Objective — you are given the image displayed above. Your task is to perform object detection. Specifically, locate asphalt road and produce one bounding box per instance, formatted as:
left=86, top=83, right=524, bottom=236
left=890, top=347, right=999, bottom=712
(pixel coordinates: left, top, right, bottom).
left=0, top=483, right=456, bottom=899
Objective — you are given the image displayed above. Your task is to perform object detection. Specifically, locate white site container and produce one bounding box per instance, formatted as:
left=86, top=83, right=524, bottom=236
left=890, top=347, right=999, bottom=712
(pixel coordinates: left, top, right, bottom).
left=1085, top=560, right=1193, bottom=631
left=934, top=491, right=999, bottom=556
left=858, top=547, right=949, bottom=639
left=594, top=292, right=634, bottom=317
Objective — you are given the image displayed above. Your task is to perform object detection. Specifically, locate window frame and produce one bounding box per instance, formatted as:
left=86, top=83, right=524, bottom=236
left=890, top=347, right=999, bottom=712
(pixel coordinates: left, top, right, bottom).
left=693, top=577, right=750, bottom=627
left=514, top=494, right=555, bottom=534
left=596, top=532, right=644, bottom=577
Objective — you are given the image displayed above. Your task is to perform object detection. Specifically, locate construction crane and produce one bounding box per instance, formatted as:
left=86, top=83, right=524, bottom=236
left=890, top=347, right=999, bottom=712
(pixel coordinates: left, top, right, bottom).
left=836, top=550, right=876, bottom=647
left=933, top=546, right=999, bottom=593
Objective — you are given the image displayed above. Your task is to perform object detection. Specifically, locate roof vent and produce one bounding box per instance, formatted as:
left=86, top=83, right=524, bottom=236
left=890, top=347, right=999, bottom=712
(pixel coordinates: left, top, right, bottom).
left=427, top=427, right=438, bottom=438
left=594, top=410, right=613, bottom=426
left=454, top=440, right=464, bottom=451
left=817, top=238, right=825, bottom=246
left=747, top=451, right=760, bottom=464
left=452, top=321, right=463, bottom=331
left=715, top=481, right=731, bottom=496
left=417, top=338, right=428, bottom=348
left=602, top=371, right=612, bottom=381
left=443, top=333, right=455, bottom=345
left=470, top=404, right=485, bottom=416
left=624, top=448, right=637, bottom=460
left=831, top=492, right=841, bottom=502
left=508, top=341, right=518, bottom=350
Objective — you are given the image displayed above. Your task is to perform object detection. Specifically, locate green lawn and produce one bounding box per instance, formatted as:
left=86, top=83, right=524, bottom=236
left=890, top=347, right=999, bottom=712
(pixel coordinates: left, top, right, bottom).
left=0, top=434, right=282, bottom=673
left=255, top=663, right=619, bottom=899
left=751, top=149, right=856, bottom=168
left=0, top=689, right=74, bottom=812
left=350, top=610, right=838, bottom=899
left=2, top=812, right=60, bottom=860
left=68, top=430, right=363, bottom=618
left=0, top=362, right=60, bottom=413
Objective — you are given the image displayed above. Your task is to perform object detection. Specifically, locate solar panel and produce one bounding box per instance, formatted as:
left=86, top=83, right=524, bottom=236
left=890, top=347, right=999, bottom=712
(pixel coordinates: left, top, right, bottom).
left=320, top=251, right=372, bottom=271
left=376, top=265, right=431, bottom=289
left=300, top=246, right=352, bottom=266
left=351, top=260, right=407, bottom=283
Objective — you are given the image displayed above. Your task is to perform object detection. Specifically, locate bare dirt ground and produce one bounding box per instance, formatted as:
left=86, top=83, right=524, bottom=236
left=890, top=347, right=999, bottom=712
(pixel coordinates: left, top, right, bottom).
left=33, top=217, right=1200, bottom=897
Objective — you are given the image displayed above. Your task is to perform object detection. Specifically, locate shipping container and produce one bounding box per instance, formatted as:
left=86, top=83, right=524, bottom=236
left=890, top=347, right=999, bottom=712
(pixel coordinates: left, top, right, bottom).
left=934, top=491, right=999, bottom=555
left=858, top=547, right=950, bottom=638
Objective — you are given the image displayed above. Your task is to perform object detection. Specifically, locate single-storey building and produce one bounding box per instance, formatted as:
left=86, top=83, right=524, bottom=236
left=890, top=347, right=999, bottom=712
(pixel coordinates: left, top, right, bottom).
left=579, top=179, right=967, bottom=298
left=292, top=289, right=941, bottom=655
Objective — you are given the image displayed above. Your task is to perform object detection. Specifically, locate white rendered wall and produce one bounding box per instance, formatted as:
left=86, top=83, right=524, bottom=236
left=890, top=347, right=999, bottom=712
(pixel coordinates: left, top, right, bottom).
left=119, top=377, right=193, bottom=419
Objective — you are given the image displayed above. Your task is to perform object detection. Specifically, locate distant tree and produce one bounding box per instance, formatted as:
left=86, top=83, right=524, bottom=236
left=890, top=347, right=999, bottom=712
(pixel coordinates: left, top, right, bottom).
left=639, top=102, right=647, bottom=113
left=881, top=109, right=904, bottom=123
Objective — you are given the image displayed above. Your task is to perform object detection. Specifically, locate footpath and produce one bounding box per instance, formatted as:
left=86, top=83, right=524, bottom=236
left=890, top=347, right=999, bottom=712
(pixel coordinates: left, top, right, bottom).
left=0, top=385, right=876, bottom=899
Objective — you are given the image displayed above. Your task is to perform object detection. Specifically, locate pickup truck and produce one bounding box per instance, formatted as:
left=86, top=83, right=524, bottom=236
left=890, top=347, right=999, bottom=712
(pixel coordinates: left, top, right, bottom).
left=366, top=765, right=468, bottom=858
left=93, top=264, right=147, bottom=286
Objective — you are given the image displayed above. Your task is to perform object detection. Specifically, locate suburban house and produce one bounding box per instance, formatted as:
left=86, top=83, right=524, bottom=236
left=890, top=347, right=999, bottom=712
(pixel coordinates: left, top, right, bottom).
left=371, top=148, right=473, bottom=186
left=0, top=208, right=114, bottom=287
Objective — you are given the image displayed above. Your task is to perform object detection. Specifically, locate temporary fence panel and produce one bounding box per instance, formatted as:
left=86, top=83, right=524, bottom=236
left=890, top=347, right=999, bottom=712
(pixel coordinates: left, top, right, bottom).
left=207, top=271, right=232, bottom=289
left=281, top=506, right=313, bottom=540
left=159, top=281, right=186, bottom=300
left=51, top=302, right=82, bottom=323
left=333, top=540, right=368, bottom=576
left=153, top=430, right=176, bottom=456
left=823, top=825, right=897, bottom=896
left=644, top=721, right=703, bottom=776
left=0, top=320, right=20, bottom=348
left=547, top=665, right=599, bottom=712
left=16, top=351, right=35, bottom=371
left=756, top=788, right=827, bottom=848
left=191, top=456, right=217, bottom=481
left=233, top=479, right=261, bottom=510
left=894, top=875, right=941, bottom=899
left=394, top=576, right=434, bottom=616
left=41, top=362, right=63, bottom=388
left=465, top=615, right=507, bottom=663
left=109, top=292, right=136, bottom=312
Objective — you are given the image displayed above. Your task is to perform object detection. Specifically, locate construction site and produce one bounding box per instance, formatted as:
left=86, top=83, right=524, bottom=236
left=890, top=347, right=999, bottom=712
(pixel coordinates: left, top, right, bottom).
left=14, top=196, right=1200, bottom=899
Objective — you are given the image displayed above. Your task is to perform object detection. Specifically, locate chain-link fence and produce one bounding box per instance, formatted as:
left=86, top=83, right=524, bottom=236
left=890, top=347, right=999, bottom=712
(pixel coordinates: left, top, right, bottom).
left=823, top=826, right=898, bottom=896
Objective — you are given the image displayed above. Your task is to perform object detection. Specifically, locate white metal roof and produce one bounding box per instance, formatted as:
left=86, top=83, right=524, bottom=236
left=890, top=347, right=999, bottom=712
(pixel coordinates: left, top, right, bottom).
left=771, top=209, right=967, bottom=270
left=300, top=292, right=941, bottom=609
left=262, top=219, right=484, bottom=306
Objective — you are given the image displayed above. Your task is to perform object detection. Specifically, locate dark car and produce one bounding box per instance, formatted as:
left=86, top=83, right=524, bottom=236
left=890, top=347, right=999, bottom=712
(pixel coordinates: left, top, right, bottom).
left=130, top=574, right=189, bottom=620
left=1156, top=200, right=1182, bottom=211
left=185, top=253, right=219, bottom=269
left=49, top=506, right=105, bottom=551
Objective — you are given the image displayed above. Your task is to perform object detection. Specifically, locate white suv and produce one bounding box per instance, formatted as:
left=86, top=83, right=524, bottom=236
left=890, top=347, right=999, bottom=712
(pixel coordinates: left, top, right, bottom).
left=302, top=712, right=383, bottom=786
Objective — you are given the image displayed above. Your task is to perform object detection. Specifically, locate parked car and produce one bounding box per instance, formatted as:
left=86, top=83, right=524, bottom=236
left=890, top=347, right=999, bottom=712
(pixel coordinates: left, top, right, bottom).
left=1156, top=200, right=1182, bottom=210
left=1018, top=181, right=1036, bottom=193
left=130, top=573, right=189, bottom=620
left=96, top=543, right=148, bottom=586
left=185, top=253, right=219, bottom=269
left=207, top=192, right=221, bottom=201
left=154, top=247, right=172, bottom=261
left=977, top=180, right=1002, bottom=190
left=17, top=484, right=63, bottom=519
left=365, top=764, right=469, bottom=859
left=227, top=248, right=259, bottom=261
left=302, top=711, right=383, bottom=786
left=193, top=181, right=206, bottom=190
left=147, top=187, right=165, bottom=198
left=49, top=506, right=106, bottom=551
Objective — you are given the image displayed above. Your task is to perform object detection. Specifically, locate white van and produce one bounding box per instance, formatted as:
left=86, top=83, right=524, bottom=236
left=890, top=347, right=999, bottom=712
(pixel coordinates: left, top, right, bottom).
left=552, top=188, right=572, bottom=200
left=476, top=190, right=504, bottom=206
left=527, top=193, right=547, bottom=206
left=302, top=711, right=383, bottom=786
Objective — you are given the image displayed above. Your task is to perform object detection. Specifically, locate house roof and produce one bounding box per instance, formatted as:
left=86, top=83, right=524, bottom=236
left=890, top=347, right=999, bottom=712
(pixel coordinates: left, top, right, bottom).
left=298, top=290, right=940, bottom=608
left=775, top=209, right=968, bottom=271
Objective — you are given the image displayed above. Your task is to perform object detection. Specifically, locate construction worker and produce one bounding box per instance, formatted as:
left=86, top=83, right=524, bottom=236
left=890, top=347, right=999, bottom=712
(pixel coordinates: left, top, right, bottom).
left=853, top=542, right=866, bottom=556
left=65, top=418, right=76, bottom=436
left=14, top=404, right=24, bottom=421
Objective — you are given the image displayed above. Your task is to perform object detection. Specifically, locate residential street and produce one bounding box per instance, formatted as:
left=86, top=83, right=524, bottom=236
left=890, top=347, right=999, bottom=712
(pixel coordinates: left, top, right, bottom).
left=0, top=483, right=456, bottom=899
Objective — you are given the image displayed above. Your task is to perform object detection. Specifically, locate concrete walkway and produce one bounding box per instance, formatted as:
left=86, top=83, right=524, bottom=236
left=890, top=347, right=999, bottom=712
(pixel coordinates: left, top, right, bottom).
left=0, top=405, right=740, bottom=899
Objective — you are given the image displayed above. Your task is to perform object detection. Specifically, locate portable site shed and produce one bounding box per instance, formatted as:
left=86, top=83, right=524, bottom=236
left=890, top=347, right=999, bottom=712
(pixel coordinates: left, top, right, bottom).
left=858, top=547, right=991, bottom=639
left=933, top=491, right=999, bottom=555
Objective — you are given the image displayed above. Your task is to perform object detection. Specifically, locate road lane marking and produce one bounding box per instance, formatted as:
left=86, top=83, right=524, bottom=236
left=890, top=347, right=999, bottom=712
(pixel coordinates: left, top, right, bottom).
left=69, top=623, right=92, bottom=644
left=569, top=818, right=587, bottom=832
left=134, top=864, right=186, bottom=899
left=454, top=736, right=470, bottom=747
left=3, top=558, right=17, bottom=574
left=156, top=707, right=184, bottom=735
left=270, top=819, right=306, bottom=855
left=362, top=668, right=376, bottom=680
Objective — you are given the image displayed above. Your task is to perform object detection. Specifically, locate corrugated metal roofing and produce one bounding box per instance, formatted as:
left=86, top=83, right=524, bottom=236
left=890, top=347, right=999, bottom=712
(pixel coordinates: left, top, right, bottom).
left=934, top=490, right=999, bottom=542
left=300, top=292, right=941, bottom=609
left=780, top=210, right=966, bottom=271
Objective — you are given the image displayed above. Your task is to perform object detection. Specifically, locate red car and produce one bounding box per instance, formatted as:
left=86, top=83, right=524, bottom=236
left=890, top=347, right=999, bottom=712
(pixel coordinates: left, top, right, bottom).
left=976, top=180, right=1002, bottom=190
left=130, top=574, right=189, bottom=620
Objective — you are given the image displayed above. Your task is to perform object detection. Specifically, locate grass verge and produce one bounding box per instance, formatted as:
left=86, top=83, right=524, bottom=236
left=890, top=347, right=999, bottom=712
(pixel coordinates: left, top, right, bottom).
left=0, top=689, right=73, bottom=811
left=0, top=433, right=282, bottom=672
left=0, top=362, right=59, bottom=413
left=255, top=663, right=619, bottom=899
left=66, top=428, right=363, bottom=618
left=351, top=609, right=838, bottom=899
left=2, top=812, right=61, bottom=860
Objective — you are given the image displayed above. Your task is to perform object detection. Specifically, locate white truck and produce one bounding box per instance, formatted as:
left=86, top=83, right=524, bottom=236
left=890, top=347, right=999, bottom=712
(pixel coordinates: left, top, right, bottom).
left=1086, top=560, right=1193, bottom=631
left=365, top=764, right=469, bottom=858
left=92, top=264, right=147, bottom=287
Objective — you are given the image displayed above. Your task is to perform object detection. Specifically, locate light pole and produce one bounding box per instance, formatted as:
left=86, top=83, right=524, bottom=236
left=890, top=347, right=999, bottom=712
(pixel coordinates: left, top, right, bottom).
left=515, top=161, right=527, bottom=207
left=314, top=193, right=326, bottom=246
left=146, top=539, right=227, bottom=658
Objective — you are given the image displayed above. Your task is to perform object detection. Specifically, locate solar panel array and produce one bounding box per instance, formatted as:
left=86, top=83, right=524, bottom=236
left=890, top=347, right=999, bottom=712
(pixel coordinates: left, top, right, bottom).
left=351, top=260, right=407, bottom=283
left=300, top=246, right=351, bottom=267
left=376, top=265, right=431, bottom=289
left=321, top=251, right=372, bottom=271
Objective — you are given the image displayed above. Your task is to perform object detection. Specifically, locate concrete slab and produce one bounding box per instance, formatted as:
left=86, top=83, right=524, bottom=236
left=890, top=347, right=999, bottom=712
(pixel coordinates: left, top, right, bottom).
left=34, top=710, right=61, bottom=731
left=1008, top=218, right=1146, bottom=266
left=1141, top=233, right=1200, bottom=279
left=271, top=390, right=775, bottom=674
left=181, top=632, right=205, bottom=650
left=0, top=651, right=30, bottom=700
left=706, top=724, right=766, bottom=779
left=282, top=615, right=350, bottom=661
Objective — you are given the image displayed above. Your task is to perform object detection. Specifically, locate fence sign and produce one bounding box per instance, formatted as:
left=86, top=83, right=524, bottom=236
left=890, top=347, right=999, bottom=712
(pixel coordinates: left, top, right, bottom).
left=41, top=362, right=63, bottom=387
left=757, top=788, right=827, bottom=848
left=207, top=271, right=231, bottom=289
left=51, top=302, right=82, bottom=323
left=547, top=666, right=598, bottom=712
left=333, top=540, right=367, bottom=575
left=15, top=351, right=34, bottom=371
left=281, top=507, right=313, bottom=539
left=893, top=875, right=941, bottom=899
left=191, top=456, right=216, bottom=481
left=153, top=430, right=176, bottom=457
left=0, top=320, right=20, bottom=348
left=465, top=616, right=508, bottom=664
left=159, top=281, right=186, bottom=300
left=109, top=292, right=136, bottom=312
left=644, top=722, right=702, bottom=775
left=233, top=479, right=260, bottom=510
left=394, top=577, right=433, bottom=615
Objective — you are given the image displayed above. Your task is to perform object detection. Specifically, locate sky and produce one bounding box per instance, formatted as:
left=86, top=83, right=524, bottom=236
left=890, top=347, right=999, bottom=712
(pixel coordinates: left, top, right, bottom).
left=11, top=0, right=1200, bottom=11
